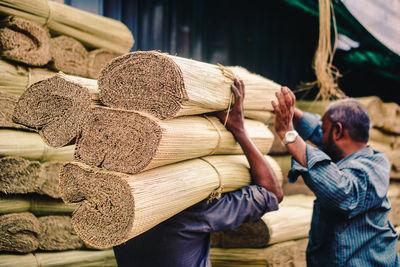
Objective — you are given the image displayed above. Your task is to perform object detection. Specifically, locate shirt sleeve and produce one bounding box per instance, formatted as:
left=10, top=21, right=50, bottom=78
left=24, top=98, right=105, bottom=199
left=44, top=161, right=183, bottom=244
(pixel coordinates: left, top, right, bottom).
left=295, top=112, right=323, bottom=148
left=181, top=185, right=278, bottom=232
left=288, top=145, right=388, bottom=218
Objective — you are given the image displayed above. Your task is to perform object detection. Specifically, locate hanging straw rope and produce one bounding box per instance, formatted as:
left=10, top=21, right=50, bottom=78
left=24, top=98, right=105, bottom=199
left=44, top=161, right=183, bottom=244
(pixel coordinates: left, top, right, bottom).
left=300, top=0, right=346, bottom=101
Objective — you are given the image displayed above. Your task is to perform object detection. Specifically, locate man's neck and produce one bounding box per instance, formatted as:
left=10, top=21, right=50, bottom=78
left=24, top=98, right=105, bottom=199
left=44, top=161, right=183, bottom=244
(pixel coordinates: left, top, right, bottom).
left=337, top=140, right=367, bottom=161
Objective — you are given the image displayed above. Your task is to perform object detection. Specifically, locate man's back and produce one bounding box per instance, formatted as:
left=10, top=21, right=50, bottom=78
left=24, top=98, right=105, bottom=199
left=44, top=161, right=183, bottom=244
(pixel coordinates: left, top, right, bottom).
left=303, top=147, right=399, bottom=266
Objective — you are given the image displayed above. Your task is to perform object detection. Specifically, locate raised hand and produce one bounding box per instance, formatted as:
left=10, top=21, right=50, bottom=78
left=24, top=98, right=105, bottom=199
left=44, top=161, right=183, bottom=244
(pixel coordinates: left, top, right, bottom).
left=271, top=86, right=296, bottom=140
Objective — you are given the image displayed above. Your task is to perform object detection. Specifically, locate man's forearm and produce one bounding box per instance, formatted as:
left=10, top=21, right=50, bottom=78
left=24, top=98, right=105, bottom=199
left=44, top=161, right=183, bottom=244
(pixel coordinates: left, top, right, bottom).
left=285, top=137, right=308, bottom=167
left=232, top=129, right=283, bottom=202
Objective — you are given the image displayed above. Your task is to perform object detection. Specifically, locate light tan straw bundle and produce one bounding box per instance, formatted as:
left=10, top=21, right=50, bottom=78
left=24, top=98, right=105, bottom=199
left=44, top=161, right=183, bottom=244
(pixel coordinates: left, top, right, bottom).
left=0, top=0, right=134, bottom=54
left=0, top=129, right=74, bottom=161
left=211, top=194, right=314, bottom=248
left=60, top=155, right=282, bottom=248
left=74, top=106, right=274, bottom=174
left=98, top=51, right=281, bottom=119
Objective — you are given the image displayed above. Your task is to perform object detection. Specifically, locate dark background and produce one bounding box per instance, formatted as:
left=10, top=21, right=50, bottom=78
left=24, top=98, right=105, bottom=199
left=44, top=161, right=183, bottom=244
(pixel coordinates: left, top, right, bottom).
left=65, top=0, right=399, bottom=103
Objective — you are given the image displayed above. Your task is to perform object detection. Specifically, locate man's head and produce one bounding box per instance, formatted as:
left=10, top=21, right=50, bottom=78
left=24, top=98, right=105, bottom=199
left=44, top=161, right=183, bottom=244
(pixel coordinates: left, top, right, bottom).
left=321, top=98, right=370, bottom=162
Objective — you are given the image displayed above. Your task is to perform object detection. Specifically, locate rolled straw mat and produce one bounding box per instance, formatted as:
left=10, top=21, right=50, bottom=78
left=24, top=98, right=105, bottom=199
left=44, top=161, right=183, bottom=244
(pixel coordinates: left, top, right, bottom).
left=50, top=35, right=88, bottom=77
left=0, top=91, right=32, bottom=131
left=60, top=155, right=282, bottom=248
left=0, top=212, right=40, bottom=253
left=13, top=75, right=92, bottom=147
left=0, top=157, right=63, bottom=198
left=0, top=0, right=134, bottom=54
left=87, top=48, right=117, bottom=79
left=75, top=106, right=274, bottom=174
left=0, top=16, right=51, bottom=66
left=38, top=215, right=84, bottom=251
left=98, top=51, right=280, bottom=119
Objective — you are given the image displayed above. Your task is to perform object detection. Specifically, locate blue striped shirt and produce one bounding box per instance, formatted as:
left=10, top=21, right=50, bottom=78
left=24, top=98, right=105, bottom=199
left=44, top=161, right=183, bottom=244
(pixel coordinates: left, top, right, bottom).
left=289, top=112, right=399, bottom=267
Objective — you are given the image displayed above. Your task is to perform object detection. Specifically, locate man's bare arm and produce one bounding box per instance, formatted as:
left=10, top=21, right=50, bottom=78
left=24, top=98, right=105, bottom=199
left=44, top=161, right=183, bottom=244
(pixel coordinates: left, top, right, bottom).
left=272, top=87, right=308, bottom=167
left=217, top=79, right=283, bottom=202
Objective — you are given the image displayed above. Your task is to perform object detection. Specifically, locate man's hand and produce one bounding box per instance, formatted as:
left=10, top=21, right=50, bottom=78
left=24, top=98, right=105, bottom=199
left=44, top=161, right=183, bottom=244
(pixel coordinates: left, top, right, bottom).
left=271, top=87, right=296, bottom=140
left=216, top=78, right=283, bottom=203
left=272, top=87, right=308, bottom=167
left=216, top=78, right=245, bottom=135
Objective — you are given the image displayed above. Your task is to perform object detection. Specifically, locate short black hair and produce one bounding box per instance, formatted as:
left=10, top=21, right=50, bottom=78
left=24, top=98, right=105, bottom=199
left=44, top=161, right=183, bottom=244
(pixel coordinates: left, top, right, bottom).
left=325, top=98, right=370, bottom=143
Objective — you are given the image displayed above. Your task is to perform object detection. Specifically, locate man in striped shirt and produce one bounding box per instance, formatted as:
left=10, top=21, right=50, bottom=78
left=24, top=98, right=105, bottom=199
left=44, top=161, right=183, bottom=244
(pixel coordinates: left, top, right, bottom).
left=271, top=87, right=399, bottom=266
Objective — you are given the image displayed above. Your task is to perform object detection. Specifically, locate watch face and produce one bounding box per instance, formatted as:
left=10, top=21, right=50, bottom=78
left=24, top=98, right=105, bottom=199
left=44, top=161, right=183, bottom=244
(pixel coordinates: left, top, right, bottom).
left=286, top=132, right=296, bottom=142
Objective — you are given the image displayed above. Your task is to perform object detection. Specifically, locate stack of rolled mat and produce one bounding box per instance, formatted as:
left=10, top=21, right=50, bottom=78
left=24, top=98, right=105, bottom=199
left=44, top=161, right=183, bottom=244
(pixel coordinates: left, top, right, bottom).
left=0, top=12, right=122, bottom=79
left=10, top=51, right=286, bottom=249
left=0, top=212, right=84, bottom=253
left=0, top=0, right=133, bottom=55
left=209, top=194, right=314, bottom=266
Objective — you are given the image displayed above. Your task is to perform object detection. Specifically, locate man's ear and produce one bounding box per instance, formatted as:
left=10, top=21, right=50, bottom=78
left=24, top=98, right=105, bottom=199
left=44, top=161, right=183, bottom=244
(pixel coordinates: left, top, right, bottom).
left=333, top=122, right=344, bottom=140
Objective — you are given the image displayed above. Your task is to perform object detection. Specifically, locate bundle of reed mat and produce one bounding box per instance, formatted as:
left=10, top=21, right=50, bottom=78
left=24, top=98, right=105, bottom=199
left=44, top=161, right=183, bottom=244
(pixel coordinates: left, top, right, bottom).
left=88, top=48, right=117, bottom=79
left=0, top=0, right=134, bottom=54
left=0, top=129, right=74, bottom=161
left=243, top=110, right=274, bottom=124
left=0, top=157, right=63, bottom=198
left=0, top=16, right=51, bottom=66
left=211, top=195, right=314, bottom=248
left=50, top=35, right=88, bottom=77
left=210, top=238, right=308, bottom=267
left=98, top=51, right=280, bottom=120
left=0, top=249, right=117, bottom=267
left=0, top=212, right=85, bottom=253
left=59, top=155, right=282, bottom=248
left=75, top=106, right=274, bottom=174
left=38, top=215, right=84, bottom=251
left=13, top=75, right=92, bottom=147
left=0, top=212, right=39, bottom=253
left=0, top=91, right=31, bottom=130
left=0, top=59, right=55, bottom=95
left=0, top=194, right=77, bottom=215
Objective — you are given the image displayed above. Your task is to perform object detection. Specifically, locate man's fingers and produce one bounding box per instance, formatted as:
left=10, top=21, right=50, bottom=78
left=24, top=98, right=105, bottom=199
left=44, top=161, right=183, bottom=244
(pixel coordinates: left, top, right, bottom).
left=271, top=100, right=281, bottom=114
left=231, top=84, right=240, bottom=99
left=276, top=91, right=287, bottom=111
left=283, top=87, right=293, bottom=107
left=239, top=79, right=245, bottom=97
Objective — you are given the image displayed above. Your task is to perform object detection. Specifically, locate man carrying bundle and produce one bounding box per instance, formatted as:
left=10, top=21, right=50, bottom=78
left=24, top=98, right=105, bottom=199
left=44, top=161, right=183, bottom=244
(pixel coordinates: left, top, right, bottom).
left=113, top=79, right=283, bottom=267
left=272, top=87, right=399, bottom=266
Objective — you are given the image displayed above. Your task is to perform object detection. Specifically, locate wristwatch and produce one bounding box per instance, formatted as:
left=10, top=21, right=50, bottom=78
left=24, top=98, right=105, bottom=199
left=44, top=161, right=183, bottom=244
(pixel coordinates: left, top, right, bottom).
left=282, top=130, right=298, bottom=145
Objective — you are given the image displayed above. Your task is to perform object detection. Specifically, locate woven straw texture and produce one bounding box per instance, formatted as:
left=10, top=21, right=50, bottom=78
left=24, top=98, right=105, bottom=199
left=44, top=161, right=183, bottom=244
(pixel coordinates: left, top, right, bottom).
left=50, top=35, right=88, bottom=77
left=0, top=129, right=74, bottom=161
left=60, top=155, right=282, bottom=248
left=0, top=212, right=40, bottom=253
left=0, top=0, right=134, bottom=54
left=98, top=51, right=281, bottom=119
left=74, top=106, right=274, bottom=174
left=0, top=16, right=51, bottom=66
left=87, top=48, right=117, bottom=79
left=13, top=75, right=92, bottom=147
